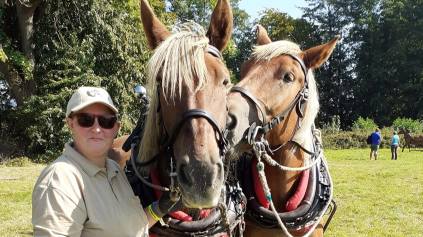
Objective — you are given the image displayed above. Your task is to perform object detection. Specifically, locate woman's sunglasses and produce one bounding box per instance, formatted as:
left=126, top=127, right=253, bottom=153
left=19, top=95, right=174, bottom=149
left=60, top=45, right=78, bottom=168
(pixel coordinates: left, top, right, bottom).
left=71, top=113, right=117, bottom=129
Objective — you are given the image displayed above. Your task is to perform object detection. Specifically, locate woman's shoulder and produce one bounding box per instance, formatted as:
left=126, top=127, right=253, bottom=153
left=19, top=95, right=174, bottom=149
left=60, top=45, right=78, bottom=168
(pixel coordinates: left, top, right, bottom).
left=35, top=155, right=84, bottom=190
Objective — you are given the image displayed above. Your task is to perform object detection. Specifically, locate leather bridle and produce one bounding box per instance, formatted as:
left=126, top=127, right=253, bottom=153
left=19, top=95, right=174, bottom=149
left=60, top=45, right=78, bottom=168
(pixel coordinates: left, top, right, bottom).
left=129, top=44, right=229, bottom=194
left=157, top=44, right=228, bottom=161
left=229, top=54, right=309, bottom=147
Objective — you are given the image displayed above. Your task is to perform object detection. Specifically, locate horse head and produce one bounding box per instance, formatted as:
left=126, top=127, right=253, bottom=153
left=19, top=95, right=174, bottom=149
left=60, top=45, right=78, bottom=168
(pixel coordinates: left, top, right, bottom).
left=138, top=0, right=233, bottom=208
left=226, top=25, right=339, bottom=157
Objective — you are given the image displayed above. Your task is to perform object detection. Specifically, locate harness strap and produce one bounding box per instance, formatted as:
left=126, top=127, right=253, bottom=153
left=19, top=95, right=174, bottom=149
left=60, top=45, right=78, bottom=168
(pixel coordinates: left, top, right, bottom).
left=207, top=45, right=222, bottom=59
left=230, top=86, right=267, bottom=123
left=164, top=109, right=227, bottom=156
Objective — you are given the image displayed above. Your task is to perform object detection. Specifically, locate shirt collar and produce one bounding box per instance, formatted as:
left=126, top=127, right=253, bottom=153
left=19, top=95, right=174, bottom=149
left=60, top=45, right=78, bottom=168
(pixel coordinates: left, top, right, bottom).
left=106, top=159, right=120, bottom=180
left=64, top=142, right=104, bottom=177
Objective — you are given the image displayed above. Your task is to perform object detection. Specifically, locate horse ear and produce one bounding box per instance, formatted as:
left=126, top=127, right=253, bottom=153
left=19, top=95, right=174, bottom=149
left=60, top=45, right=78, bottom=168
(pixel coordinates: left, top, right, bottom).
left=206, top=0, right=233, bottom=51
left=140, top=0, right=171, bottom=49
left=255, top=25, right=272, bottom=45
left=301, top=36, right=340, bottom=69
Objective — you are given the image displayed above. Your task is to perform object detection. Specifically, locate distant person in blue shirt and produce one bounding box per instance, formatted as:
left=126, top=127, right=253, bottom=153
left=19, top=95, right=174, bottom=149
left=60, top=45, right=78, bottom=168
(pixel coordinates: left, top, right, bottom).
left=369, top=128, right=382, bottom=160
left=391, top=131, right=400, bottom=160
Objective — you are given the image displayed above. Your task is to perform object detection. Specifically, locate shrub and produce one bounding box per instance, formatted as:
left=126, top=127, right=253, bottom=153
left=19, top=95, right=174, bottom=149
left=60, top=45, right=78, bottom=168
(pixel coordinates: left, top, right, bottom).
left=0, top=156, right=34, bottom=167
left=352, top=117, right=378, bottom=132
left=322, top=129, right=392, bottom=149
left=392, top=118, right=423, bottom=133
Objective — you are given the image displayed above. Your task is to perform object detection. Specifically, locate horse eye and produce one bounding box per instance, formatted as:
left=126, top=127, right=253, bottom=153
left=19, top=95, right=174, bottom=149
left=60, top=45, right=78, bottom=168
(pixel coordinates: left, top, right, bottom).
left=282, top=73, right=294, bottom=82
left=223, top=78, right=229, bottom=86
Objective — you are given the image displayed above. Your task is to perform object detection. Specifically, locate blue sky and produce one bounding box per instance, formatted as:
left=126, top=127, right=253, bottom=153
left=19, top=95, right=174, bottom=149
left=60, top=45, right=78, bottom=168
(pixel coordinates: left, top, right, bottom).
left=239, top=0, right=307, bottom=19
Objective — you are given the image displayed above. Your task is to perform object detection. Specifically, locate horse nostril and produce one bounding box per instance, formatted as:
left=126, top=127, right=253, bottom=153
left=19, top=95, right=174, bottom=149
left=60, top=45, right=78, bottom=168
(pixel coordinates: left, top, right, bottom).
left=226, top=113, right=237, bottom=130
left=179, top=164, right=193, bottom=186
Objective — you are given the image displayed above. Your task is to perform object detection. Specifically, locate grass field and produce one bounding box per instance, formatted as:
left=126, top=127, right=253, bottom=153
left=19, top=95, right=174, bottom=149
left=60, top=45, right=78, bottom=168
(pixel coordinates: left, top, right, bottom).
left=1, top=149, right=422, bottom=236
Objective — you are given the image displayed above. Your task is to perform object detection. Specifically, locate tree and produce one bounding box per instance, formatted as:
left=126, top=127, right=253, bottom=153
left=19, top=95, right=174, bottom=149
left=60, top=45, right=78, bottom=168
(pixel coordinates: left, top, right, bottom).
left=0, top=0, right=40, bottom=106
left=1, top=0, right=171, bottom=158
left=302, top=0, right=356, bottom=128
left=352, top=0, right=423, bottom=125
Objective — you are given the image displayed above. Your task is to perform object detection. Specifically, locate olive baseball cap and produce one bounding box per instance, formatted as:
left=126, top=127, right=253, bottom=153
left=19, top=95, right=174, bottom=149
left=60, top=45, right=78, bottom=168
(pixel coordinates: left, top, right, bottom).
left=66, top=86, right=118, bottom=117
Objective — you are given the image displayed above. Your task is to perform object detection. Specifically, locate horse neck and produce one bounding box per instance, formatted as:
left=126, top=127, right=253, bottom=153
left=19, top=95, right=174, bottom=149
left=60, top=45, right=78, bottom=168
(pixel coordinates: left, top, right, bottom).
left=404, top=132, right=412, bottom=141
left=264, top=115, right=305, bottom=211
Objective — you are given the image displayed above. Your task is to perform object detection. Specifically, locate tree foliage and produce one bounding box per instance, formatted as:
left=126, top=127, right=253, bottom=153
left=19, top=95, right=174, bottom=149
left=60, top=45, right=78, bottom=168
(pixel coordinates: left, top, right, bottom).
left=1, top=0, right=170, bottom=158
left=1, top=0, right=422, bottom=159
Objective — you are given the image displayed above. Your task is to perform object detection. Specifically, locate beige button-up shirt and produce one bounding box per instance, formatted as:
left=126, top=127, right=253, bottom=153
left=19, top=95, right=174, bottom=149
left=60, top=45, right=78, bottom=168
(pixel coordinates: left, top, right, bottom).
left=32, top=143, right=148, bottom=237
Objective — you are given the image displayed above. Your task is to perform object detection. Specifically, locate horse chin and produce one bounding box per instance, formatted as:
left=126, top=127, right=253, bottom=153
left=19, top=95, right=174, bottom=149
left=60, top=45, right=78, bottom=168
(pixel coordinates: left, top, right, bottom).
left=180, top=187, right=221, bottom=208
left=175, top=152, right=224, bottom=208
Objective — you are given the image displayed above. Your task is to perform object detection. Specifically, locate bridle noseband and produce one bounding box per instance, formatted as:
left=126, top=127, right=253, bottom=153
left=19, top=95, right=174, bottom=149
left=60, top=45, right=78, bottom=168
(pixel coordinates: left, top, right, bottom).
left=162, top=109, right=228, bottom=158
left=230, top=54, right=309, bottom=147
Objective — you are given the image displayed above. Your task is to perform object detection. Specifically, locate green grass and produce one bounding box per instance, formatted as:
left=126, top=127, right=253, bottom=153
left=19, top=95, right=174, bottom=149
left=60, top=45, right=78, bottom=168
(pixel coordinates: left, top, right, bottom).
left=0, top=149, right=422, bottom=236
left=0, top=164, right=44, bottom=237
left=324, top=149, right=423, bottom=237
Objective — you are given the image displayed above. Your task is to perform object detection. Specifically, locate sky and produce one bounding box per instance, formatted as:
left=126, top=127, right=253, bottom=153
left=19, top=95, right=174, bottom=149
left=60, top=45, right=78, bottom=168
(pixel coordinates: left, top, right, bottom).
left=239, top=0, right=308, bottom=20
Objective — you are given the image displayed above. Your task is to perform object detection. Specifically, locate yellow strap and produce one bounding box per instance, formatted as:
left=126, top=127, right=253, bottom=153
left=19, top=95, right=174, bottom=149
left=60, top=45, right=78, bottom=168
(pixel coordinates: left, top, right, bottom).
left=147, top=203, right=162, bottom=221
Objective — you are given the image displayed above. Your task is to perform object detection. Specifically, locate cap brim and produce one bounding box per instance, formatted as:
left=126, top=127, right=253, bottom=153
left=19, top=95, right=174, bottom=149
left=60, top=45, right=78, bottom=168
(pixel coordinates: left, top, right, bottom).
left=70, top=101, right=118, bottom=116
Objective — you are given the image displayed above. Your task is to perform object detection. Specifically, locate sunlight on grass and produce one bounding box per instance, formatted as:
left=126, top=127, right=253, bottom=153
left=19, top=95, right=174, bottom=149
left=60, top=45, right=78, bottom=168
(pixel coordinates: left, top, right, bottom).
left=0, top=149, right=422, bottom=236
left=0, top=165, right=45, bottom=237
left=325, top=148, right=423, bottom=237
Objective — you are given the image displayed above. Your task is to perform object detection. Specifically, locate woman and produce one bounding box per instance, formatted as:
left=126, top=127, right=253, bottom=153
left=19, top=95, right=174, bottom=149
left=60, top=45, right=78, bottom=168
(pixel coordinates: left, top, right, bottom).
left=32, top=86, right=177, bottom=237
left=391, top=131, right=400, bottom=160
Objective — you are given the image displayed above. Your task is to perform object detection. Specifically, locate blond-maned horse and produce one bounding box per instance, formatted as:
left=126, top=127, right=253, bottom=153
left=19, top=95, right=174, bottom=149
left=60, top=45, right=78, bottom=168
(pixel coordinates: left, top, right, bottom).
left=225, top=25, right=339, bottom=237
left=112, top=0, right=233, bottom=209
left=110, top=1, right=249, bottom=236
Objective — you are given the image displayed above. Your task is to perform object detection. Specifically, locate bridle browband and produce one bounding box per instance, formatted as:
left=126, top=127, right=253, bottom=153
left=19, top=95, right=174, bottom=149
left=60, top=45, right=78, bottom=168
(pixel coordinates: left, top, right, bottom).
left=230, top=54, right=309, bottom=146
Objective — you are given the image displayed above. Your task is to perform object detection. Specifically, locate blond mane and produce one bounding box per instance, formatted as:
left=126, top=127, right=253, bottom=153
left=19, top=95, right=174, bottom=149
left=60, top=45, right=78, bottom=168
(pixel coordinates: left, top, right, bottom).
left=252, top=40, right=320, bottom=153
left=137, top=22, right=210, bottom=172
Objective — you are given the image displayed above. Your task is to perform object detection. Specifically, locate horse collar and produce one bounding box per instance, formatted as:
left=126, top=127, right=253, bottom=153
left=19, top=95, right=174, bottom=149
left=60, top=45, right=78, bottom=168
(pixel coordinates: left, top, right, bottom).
left=238, top=153, right=333, bottom=235
left=128, top=165, right=246, bottom=237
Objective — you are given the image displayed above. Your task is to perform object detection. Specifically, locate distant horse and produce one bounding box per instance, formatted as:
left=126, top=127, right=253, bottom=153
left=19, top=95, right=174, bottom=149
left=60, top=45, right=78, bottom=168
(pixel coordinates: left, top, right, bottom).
left=225, top=25, right=339, bottom=237
left=399, top=129, right=423, bottom=152
left=111, top=0, right=246, bottom=236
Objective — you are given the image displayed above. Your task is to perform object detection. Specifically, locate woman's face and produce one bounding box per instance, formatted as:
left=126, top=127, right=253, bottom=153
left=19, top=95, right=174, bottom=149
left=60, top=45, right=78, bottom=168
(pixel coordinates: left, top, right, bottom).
left=67, top=103, right=120, bottom=160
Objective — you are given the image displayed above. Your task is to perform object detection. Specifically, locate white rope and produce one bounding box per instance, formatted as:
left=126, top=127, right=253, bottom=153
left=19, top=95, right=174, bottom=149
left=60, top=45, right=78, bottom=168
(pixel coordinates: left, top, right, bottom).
left=261, top=151, right=322, bottom=172
left=251, top=128, right=325, bottom=237
left=255, top=151, right=317, bottom=237
left=255, top=154, right=293, bottom=237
